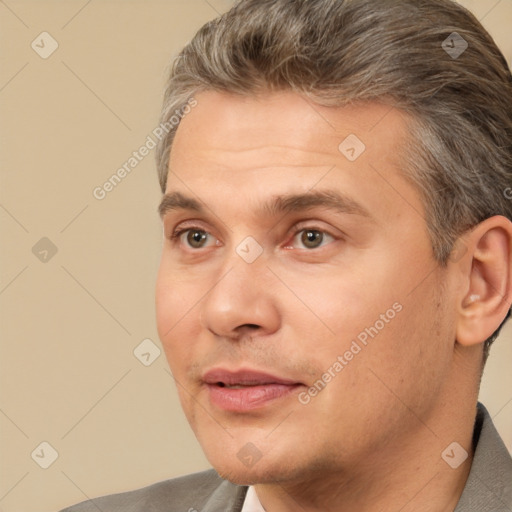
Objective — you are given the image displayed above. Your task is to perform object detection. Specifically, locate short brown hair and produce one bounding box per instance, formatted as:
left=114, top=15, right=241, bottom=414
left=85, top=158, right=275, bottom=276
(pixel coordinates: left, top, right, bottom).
left=155, top=0, right=512, bottom=360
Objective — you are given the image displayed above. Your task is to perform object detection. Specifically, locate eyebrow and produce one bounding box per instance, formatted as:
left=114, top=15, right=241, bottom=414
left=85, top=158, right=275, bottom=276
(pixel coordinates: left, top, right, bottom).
left=159, top=191, right=204, bottom=218
left=158, top=190, right=371, bottom=220
left=263, top=189, right=371, bottom=218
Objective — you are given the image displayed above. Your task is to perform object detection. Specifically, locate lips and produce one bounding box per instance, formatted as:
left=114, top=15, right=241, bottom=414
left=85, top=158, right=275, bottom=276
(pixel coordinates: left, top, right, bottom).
left=203, top=368, right=303, bottom=411
left=203, top=369, right=299, bottom=387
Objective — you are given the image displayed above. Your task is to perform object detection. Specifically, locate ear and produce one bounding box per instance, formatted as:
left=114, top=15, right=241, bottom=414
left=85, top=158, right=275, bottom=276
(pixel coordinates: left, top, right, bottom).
left=456, top=215, right=512, bottom=347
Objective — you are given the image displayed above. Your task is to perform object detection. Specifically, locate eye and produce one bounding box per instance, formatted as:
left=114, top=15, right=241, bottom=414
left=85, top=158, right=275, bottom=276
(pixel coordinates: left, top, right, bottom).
left=289, top=228, right=335, bottom=249
left=172, top=227, right=218, bottom=249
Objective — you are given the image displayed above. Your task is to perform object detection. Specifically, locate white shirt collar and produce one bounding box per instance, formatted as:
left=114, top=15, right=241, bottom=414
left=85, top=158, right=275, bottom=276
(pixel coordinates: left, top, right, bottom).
left=241, top=486, right=266, bottom=512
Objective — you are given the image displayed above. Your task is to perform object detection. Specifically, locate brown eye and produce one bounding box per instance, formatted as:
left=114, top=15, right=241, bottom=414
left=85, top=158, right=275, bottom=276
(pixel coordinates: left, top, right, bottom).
left=186, top=229, right=208, bottom=248
left=300, top=230, right=324, bottom=249
left=288, top=228, right=335, bottom=250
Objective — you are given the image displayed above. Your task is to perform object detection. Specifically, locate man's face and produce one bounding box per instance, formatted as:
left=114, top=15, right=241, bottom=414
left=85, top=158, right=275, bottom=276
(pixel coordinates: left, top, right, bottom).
left=156, top=91, right=456, bottom=485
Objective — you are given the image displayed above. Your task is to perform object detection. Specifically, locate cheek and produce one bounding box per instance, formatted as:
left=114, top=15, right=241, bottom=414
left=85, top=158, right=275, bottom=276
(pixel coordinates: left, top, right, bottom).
left=290, top=264, right=399, bottom=343
left=156, top=272, right=204, bottom=424
left=155, top=265, right=201, bottom=369
left=155, top=271, right=177, bottom=344
left=156, top=257, right=202, bottom=330
left=303, top=247, right=447, bottom=390
left=360, top=272, right=453, bottom=409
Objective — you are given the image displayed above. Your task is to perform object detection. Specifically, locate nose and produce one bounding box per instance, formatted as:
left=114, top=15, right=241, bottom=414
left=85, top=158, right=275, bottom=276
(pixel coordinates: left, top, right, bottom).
left=200, top=256, right=281, bottom=340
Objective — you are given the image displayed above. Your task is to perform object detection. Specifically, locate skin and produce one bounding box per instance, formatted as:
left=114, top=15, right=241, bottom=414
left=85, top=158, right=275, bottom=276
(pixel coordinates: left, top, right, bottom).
left=155, top=90, right=512, bottom=512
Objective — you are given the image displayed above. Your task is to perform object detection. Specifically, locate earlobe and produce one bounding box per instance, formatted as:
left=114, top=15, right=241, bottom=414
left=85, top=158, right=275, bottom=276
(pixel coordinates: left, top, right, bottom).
left=456, top=216, right=512, bottom=348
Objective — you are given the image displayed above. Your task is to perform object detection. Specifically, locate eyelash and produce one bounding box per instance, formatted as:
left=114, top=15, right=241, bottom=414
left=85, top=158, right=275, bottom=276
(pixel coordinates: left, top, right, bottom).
left=170, top=223, right=207, bottom=239
left=170, top=226, right=216, bottom=246
left=169, top=224, right=337, bottom=249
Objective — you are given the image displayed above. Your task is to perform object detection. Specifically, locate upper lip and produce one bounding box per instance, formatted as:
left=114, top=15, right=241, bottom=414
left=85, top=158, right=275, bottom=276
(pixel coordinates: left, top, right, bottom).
left=202, top=368, right=301, bottom=386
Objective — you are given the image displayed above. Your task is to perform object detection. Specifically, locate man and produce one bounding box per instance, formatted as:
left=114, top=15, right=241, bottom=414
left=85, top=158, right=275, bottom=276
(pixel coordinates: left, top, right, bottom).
left=61, top=0, right=512, bottom=511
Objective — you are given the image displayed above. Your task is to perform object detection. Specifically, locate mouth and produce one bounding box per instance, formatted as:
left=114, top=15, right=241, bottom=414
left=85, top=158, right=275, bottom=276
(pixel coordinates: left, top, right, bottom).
left=202, top=368, right=304, bottom=412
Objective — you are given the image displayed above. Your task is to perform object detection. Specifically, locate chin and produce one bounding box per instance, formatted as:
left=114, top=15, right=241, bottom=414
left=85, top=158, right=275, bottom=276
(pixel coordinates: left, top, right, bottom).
left=194, top=425, right=314, bottom=485
left=209, top=452, right=309, bottom=486
left=214, top=464, right=280, bottom=486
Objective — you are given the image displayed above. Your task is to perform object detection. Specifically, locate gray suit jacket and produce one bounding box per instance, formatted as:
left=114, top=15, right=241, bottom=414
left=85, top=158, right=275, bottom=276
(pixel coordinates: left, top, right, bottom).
left=60, top=403, right=512, bottom=512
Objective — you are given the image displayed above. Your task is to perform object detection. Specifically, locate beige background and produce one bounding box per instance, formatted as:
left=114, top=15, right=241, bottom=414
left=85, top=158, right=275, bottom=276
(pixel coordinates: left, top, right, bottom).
left=0, top=1, right=511, bottom=511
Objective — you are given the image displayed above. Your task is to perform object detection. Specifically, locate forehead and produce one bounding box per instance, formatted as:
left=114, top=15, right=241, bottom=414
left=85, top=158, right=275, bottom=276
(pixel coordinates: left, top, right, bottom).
left=166, top=90, right=424, bottom=226
left=170, top=91, right=408, bottom=170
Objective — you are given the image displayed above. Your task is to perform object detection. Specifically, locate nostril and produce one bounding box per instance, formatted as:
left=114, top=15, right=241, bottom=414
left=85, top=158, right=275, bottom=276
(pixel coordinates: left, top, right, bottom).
left=232, top=323, right=261, bottom=340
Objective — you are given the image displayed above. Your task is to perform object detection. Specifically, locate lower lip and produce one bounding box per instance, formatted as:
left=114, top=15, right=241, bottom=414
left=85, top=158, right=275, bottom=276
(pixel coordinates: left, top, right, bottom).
left=206, top=383, right=302, bottom=411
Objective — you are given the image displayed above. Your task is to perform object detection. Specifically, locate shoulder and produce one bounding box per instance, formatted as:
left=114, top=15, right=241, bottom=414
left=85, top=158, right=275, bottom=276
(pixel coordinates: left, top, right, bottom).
left=455, top=402, right=512, bottom=511
left=59, top=469, right=245, bottom=512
